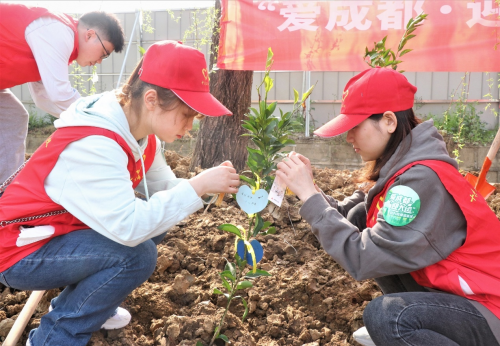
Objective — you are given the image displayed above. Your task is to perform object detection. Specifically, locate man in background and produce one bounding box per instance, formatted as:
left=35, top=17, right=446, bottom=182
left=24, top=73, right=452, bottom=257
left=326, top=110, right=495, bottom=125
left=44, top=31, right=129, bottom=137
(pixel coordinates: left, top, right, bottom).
left=0, top=3, right=125, bottom=184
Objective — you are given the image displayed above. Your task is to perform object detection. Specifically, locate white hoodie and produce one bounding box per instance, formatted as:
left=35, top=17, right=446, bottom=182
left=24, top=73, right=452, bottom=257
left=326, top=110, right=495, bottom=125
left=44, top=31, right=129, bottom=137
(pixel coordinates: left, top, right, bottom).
left=45, top=92, right=203, bottom=246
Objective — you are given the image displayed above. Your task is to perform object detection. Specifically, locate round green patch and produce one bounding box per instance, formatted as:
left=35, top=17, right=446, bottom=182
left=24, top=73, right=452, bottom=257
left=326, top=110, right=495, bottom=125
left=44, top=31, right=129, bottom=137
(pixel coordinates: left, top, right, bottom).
left=382, top=185, right=420, bottom=226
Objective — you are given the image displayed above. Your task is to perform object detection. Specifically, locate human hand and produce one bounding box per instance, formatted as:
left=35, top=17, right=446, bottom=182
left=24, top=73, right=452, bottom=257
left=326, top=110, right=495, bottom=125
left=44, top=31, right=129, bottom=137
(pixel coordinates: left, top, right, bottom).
left=189, top=163, right=240, bottom=196
left=289, top=151, right=313, bottom=180
left=276, top=154, right=317, bottom=202
left=219, top=160, right=234, bottom=168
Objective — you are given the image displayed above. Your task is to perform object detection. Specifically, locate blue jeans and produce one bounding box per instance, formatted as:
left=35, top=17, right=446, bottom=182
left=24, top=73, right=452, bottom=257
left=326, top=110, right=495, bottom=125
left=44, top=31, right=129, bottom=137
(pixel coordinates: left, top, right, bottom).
left=0, top=229, right=166, bottom=346
left=364, top=292, right=500, bottom=346
left=347, top=202, right=499, bottom=346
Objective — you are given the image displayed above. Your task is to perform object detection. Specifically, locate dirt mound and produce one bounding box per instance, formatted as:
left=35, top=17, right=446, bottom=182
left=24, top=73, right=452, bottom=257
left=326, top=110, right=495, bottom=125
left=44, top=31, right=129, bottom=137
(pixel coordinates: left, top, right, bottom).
left=1, top=151, right=499, bottom=346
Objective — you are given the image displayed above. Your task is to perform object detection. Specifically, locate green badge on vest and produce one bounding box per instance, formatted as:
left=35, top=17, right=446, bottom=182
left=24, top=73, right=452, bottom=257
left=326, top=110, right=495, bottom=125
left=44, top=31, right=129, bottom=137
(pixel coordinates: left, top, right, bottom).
left=382, top=185, right=420, bottom=226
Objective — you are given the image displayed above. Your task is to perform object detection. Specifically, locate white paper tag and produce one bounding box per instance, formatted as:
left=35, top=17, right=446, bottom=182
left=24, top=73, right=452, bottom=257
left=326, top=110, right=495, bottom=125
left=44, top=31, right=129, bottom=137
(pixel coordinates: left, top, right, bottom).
left=16, top=225, right=55, bottom=247
left=268, top=176, right=286, bottom=207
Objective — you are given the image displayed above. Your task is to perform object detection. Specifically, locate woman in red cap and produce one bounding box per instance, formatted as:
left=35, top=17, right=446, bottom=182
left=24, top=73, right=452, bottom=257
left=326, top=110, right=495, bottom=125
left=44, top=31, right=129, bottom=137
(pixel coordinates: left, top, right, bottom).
left=0, top=40, right=240, bottom=346
left=277, top=67, right=500, bottom=346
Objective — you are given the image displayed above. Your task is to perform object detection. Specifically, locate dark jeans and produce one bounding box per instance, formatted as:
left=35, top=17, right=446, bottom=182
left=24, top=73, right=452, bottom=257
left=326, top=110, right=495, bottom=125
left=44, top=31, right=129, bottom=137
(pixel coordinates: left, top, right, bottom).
left=0, top=229, right=166, bottom=346
left=346, top=202, right=499, bottom=346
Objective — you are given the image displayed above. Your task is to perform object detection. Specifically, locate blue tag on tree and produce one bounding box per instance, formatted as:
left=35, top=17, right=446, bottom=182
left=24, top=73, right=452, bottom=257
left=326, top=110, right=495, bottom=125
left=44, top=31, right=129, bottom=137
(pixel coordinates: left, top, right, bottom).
left=236, top=239, right=264, bottom=266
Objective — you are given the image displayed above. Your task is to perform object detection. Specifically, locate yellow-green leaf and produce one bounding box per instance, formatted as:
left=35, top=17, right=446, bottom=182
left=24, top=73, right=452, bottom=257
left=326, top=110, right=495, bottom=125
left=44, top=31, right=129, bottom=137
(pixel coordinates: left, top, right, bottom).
left=301, top=84, right=315, bottom=103
left=293, top=88, right=299, bottom=104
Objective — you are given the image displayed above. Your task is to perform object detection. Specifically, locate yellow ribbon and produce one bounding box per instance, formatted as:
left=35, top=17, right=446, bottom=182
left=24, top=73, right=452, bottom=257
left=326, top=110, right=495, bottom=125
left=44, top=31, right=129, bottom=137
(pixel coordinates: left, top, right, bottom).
left=252, top=173, right=261, bottom=194
left=237, top=225, right=246, bottom=239
left=234, top=225, right=257, bottom=273
left=243, top=240, right=257, bottom=273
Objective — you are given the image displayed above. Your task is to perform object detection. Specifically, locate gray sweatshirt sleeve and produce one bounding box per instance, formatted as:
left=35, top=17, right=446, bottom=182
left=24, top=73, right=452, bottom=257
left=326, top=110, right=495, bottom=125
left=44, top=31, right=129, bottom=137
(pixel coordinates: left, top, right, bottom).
left=300, top=165, right=467, bottom=281
left=319, top=190, right=365, bottom=217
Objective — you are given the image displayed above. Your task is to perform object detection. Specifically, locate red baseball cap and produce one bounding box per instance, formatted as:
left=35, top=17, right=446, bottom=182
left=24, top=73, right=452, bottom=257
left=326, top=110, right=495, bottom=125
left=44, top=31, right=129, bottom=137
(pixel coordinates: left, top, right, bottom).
left=314, top=67, right=417, bottom=138
left=139, top=40, right=232, bottom=117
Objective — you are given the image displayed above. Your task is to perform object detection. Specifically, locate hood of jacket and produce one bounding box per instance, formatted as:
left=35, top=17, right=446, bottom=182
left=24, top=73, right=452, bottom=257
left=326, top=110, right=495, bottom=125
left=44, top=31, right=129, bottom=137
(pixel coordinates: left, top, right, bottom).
left=366, top=119, right=458, bottom=205
left=54, top=91, right=147, bottom=161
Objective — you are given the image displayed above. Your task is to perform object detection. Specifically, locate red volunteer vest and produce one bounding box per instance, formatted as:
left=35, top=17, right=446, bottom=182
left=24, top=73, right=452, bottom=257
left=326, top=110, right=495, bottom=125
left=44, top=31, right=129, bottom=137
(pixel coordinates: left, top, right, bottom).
left=0, top=3, right=79, bottom=89
left=0, top=127, right=156, bottom=272
left=367, top=160, right=500, bottom=318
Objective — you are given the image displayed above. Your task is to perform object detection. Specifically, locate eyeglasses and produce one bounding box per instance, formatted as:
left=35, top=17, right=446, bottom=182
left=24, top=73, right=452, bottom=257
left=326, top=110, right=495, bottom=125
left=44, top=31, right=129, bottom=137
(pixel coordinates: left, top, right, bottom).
left=90, top=29, right=110, bottom=60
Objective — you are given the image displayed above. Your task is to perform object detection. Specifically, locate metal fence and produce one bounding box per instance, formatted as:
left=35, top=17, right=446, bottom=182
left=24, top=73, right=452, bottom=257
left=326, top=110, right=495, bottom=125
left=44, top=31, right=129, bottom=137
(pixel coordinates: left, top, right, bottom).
left=12, top=9, right=500, bottom=131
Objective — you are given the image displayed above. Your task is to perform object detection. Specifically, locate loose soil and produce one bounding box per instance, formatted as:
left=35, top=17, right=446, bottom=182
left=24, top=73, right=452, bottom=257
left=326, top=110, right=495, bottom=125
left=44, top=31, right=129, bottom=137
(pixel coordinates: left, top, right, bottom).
left=1, top=151, right=499, bottom=346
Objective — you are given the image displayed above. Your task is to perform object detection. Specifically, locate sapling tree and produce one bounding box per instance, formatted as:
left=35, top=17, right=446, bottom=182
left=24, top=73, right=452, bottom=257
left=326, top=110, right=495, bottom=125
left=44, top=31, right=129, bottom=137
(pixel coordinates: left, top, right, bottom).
left=203, top=48, right=314, bottom=346
left=364, top=12, right=427, bottom=72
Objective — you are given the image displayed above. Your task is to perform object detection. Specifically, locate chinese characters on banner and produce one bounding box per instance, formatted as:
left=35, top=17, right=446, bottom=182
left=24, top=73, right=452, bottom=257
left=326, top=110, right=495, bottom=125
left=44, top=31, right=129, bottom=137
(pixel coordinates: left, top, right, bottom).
left=218, top=0, right=500, bottom=71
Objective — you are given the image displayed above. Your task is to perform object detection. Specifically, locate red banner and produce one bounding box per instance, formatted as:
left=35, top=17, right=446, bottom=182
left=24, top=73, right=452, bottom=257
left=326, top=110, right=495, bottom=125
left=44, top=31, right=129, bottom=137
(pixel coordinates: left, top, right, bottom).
left=218, top=0, right=500, bottom=71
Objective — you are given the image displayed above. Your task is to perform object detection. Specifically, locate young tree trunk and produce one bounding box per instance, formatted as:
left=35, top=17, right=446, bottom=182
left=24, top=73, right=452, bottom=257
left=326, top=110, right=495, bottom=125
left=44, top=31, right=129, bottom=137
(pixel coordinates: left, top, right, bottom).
left=189, top=0, right=253, bottom=172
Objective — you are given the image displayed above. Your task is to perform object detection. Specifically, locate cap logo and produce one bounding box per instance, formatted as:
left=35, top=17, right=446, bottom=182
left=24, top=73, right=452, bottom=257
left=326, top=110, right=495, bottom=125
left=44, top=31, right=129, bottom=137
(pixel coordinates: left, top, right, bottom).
left=202, top=68, right=210, bottom=86
left=341, top=90, right=349, bottom=109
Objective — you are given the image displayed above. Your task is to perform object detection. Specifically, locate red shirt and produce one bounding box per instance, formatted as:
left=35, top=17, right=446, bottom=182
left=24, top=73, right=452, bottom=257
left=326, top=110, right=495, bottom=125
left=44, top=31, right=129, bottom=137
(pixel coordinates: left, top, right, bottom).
left=367, top=160, right=500, bottom=318
left=0, top=127, right=156, bottom=272
left=0, top=3, right=79, bottom=89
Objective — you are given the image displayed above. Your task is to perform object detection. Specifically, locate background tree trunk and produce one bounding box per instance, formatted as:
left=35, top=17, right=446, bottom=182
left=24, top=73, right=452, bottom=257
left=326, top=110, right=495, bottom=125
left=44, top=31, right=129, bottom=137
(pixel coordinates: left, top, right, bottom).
left=189, top=0, right=253, bottom=172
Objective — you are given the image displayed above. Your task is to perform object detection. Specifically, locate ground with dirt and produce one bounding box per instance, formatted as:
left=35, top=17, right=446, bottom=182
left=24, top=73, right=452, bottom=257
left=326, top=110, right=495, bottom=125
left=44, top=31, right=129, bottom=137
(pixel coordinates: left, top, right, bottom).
left=1, top=151, right=499, bottom=346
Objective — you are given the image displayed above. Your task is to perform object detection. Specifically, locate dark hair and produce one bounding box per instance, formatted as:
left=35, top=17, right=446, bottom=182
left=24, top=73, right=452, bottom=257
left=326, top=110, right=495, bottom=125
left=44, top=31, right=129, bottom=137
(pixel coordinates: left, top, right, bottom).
left=79, top=12, right=125, bottom=53
left=116, top=57, right=201, bottom=119
left=357, top=108, right=422, bottom=188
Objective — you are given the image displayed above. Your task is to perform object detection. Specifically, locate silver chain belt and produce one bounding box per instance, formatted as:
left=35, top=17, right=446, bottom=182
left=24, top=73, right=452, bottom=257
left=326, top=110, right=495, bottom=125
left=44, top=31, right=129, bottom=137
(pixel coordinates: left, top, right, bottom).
left=0, top=209, right=68, bottom=227
left=0, top=159, right=69, bottom=227
left=0, top=159, right=29, bottom=194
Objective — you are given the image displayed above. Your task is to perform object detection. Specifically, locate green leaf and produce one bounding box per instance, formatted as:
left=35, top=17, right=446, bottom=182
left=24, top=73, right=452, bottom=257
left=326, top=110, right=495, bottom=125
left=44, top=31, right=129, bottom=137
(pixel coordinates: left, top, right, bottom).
left=245, top=269, right=272, bottom=278
left=249, top=107, right=260, bottom=118
left=241, top=297, right=249, bottom=321
left=264, top=226, right=276, bottom=235
left=399, top=48, right=412, bottom=57
left=235, top=252, right=247, bottom=268
left=138, top=46, right=146, bottom=55
left=253, top=139, right=267, bottom=153
left=220, top=275, right=231, bottom=292
left=220, top=270, right=235, bottom=282
left=196, top=342, right=204, bottom=346
left=240, top=175, right=256, bottom=187
left=213, top=288, right=224, bottom=295
left=242, top=123, right=258, bottom=134
left=247, top=147, right=262, bottom=156
left=262, top=164, right=275, bottom=177
left=218, top=224, right=242, bottom=238
left=262, top=221, right=273, bottom=229
left=225, top=261, right=237, bottom=278
left=217, top=334, right=230, bottom=343
left=264, top=75, right=274, bottom=93
left=405, top=34, right=416, bottom=41
left=236, top=281, right=253, bottom=290
left=249, top=153, right=265, bottom=167
left=259, top=100, right=266, bottom=116
left=266, top=47, right=274, bottom=69
left=293, top=89, right=299, bottom=104
left=266, top=102, right=277, bottom=116
left=301, top=84, right=315, bottom=103
left=252, top=214, right=264, bottom=237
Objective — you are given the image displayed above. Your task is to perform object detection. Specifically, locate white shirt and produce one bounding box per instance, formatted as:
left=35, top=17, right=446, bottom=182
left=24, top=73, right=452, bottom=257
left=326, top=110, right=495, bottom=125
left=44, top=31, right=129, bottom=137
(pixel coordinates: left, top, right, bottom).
left=45, top=92, right=203, bottom=247
left=25, top=16, right=81, bottom=117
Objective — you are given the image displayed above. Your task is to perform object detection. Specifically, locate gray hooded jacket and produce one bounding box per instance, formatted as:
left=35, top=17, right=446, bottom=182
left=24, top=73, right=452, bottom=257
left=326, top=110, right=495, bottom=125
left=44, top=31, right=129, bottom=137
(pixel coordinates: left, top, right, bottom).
left=300, top=120, right=500, bottom=341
